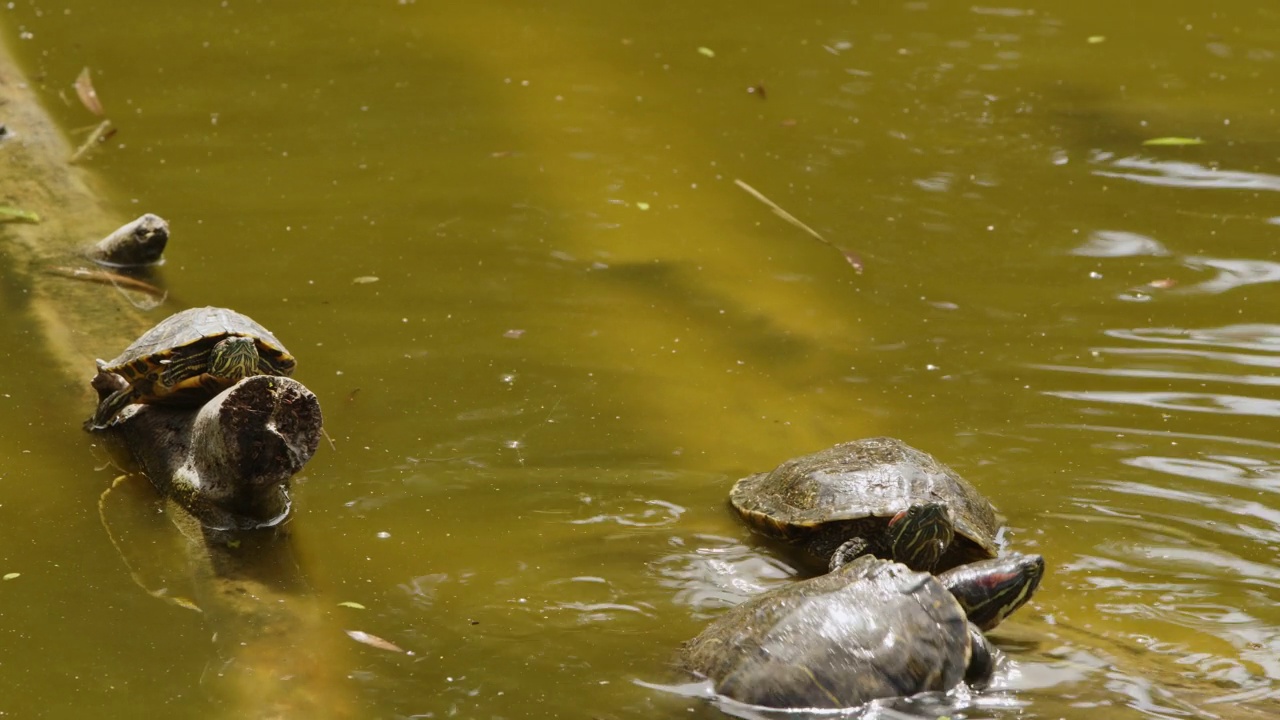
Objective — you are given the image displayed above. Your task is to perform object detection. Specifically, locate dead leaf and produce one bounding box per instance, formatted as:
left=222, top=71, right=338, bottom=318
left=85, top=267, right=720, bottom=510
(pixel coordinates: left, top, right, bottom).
left=346, top=629, right=412, bottom=654
left=75, top=67, right=105, bottom=117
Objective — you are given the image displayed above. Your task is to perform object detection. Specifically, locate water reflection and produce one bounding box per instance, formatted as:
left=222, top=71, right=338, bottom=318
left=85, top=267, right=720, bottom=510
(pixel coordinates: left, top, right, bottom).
left=652, top=535, right=795, bottom=616
left=1094, top=156, right=1280, bottom=192
left=1031, top=306, right=1280, bottom=715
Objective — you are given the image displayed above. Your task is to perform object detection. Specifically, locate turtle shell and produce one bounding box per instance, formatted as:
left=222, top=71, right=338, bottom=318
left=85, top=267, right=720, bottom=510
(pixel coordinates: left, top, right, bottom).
left=730, top=437, right=1000, bottom=571
left=680, top=555, right=974, bottom=709
left=102, top=306, right=295, bottom=382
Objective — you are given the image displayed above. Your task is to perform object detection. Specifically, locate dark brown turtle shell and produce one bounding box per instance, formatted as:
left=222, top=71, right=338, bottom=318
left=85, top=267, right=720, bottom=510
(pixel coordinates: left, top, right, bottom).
left=101, top=306, right=294, bottom=382
left=730, top=437, right=1000, bottom=571
left=680, top=555, right=975, bottom=709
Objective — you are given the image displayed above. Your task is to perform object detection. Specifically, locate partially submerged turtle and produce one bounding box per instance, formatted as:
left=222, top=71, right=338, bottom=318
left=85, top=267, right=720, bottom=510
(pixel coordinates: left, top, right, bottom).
left=731, top=437, right=1001, bottom=572
left=680, top=553, right=1044, bottom=710
left=87, top=306, right=295, bottom=430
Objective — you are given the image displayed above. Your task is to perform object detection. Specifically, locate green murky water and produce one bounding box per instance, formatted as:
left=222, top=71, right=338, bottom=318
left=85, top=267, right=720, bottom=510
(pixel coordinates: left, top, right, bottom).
left=4, top=0, right=1280, bottom=717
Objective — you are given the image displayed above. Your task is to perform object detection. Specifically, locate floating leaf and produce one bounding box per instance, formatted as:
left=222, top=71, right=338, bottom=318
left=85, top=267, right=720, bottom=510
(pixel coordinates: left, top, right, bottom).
left=635, top=202, right=650, bottom=211
left=1087, top=35, right=1106, bottom=44
left=338, top=601, right=366, bottom=610
left=352, top=276, right=380, bottom=284
left=0, top=206, right=40, bottom=224
left=3, top=573, right=19, bottom=580
left=697, top=46, right=715, bottom=58
left=346, top=629, right=411, bottom=654
left=74, top=67, right=105, bottom=116
left=1143, top=136, right=1204, bottom=146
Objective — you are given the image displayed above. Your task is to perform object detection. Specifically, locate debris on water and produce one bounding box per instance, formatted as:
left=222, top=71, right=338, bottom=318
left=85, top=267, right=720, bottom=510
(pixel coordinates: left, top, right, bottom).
left=697, top=46, right=715, bottom=58
left=0, top=206, right=40, bottom=223
left=635, top=201, right=650, bottom=210
left=69, top=118, right=114, bottom=164
left=1087, top=35, right=1106, bottom=44
left=346, top=629, right=413, bottom=655
left=1148, top=278, right=1177, bottom=289
left=3, top=573, right=19, bottom=580
left=352, top=276, right=380, bottom=284
left=338, top=601, right=367, bottom=610
left=503, top=329, right=526, bottom=339
left=748, top=84, right=766, bottom=99
left=74, top=67, right=105, bottom=117
left=45, top=265, right=166, bottom=299
left=734, top=178, right=864, bottom=274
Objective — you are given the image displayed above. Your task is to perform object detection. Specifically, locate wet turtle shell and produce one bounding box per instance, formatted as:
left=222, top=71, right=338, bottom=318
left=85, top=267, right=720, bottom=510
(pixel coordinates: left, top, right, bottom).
left=680, top=555, right=985, bottom=709
left=730, top=437, right=1000, bottom=572
left=88, top=306, right=295, bottom=429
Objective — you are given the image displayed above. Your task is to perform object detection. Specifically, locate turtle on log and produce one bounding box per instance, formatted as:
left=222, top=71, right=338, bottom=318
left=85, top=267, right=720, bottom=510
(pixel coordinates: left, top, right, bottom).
left=86, top=306, right=295, bottom=430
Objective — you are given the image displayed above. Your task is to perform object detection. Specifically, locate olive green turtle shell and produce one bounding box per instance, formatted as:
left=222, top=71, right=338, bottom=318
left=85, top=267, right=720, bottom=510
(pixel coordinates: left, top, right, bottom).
left=680, top=555, right=973, bottom=709
left=730, top=437, right=1000, bottom=569
left=101, top=306, right=295, bottom=381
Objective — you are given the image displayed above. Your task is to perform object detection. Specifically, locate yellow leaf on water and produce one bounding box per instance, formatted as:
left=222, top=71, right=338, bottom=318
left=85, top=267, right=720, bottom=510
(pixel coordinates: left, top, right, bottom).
left=697, top=47, right=715, bottom=58
left=338, top=601, right=366, bottom=610
left=0, top=206, right=40, bottom=223
left=3, top=573, right=19, bottom=580
left=1142, top=136, right=1204, bottom=146
left=352, top=276, right=380, bottom=284
left=1087, top=35, right=1106, bottom=44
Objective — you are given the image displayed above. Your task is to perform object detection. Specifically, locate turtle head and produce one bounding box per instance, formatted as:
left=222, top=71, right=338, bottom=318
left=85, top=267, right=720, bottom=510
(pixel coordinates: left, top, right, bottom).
left=208, top=336, right=261, bottom=382
left=938, top=553, right=1045, bottom=631
left=885, top=502, right=954, bottom=571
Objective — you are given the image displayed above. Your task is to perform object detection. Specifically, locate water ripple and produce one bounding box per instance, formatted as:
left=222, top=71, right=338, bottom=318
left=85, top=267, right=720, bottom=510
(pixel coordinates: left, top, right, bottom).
left=1094, top=156, right=1280, bottom=192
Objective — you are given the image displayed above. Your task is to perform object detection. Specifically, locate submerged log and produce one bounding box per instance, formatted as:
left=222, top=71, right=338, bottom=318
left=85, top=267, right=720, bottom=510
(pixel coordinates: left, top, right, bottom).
left=94, top=375, right=350, bottom=718
left=96, top=374, right=321, bottom=531
left=84, top=213, right=169, bottom=267
left=0, top=27, right=353, bottom=719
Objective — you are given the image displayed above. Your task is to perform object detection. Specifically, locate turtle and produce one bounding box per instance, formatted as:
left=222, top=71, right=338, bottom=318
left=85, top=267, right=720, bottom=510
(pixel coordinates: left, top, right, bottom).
left=679, top=552, right=1045, bottom=710
left=730, top=437, right=1001, bottom=573
left=86, top=306, right=296, bottom=430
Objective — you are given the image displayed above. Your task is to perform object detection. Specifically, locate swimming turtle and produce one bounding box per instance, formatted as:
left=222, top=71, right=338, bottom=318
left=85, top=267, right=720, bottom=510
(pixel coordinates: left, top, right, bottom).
left=87, top=306, right=295, bottom=430
left=680, top=553, right=1045, bottom=710
left=731, top=437, right=1001, bottom=572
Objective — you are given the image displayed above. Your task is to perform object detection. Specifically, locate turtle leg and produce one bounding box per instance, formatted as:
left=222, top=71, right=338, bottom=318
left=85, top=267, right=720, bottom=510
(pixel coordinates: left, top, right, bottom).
left=86, top=384, right=144, bottom=430
left=827, top=537, right=873, bottom=571
left=963, top=623, right=996, bottom=688
left=159, top=348, right=212, bottom=387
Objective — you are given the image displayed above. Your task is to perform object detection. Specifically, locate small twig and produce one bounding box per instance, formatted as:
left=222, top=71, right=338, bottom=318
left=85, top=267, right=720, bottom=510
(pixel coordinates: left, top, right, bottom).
left=46, top=265, right=167, bottom=306
left=734, top=178, right=864, bottom=273
left=69, top=118, right=114, bottom=163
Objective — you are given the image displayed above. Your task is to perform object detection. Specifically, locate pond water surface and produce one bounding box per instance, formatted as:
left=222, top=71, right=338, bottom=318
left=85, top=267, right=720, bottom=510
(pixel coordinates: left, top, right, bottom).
left=4, top=1, right=1280, bottom=718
